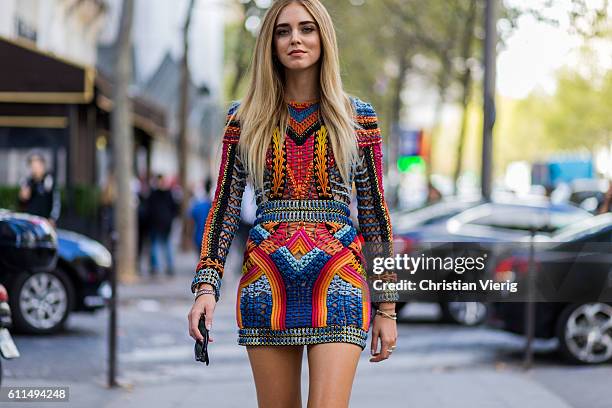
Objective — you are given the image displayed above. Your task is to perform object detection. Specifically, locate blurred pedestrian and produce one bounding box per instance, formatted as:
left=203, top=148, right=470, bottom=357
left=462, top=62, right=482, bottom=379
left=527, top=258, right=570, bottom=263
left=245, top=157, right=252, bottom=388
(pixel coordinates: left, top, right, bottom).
left=147, top=174, right=178, bottom=277
left=189, top=178, right=213, bottom=251
left=18, top=150, right=61, bottom=227
left=426, top=181, right=442, bottom=204
left=598, top=179, right=612, bottom=214
left=136, top=173, right=151, bottom=274
left=100, top=169, right=117, bottom=245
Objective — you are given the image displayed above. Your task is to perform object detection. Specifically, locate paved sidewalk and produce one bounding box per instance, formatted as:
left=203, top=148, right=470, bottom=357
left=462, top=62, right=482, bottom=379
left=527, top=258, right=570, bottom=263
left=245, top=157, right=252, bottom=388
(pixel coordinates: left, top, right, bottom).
left=2, top=368, right=573, bottom=408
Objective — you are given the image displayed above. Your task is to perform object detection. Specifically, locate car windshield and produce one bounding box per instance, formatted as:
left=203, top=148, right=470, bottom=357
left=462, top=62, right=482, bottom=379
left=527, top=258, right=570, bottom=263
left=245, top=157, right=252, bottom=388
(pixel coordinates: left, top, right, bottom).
left=465, top=203, right=592, bottom=233
left=552, top=213, right=612, bottom=241
left=392, top=200, right=476, bottom=231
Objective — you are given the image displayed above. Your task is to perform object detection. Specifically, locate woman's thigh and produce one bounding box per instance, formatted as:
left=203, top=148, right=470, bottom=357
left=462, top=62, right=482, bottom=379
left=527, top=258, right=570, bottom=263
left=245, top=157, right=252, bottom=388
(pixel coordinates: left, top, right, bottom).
left=246, top=345, right=304, bottom=408
left=306, top=342, right=362, bottom=408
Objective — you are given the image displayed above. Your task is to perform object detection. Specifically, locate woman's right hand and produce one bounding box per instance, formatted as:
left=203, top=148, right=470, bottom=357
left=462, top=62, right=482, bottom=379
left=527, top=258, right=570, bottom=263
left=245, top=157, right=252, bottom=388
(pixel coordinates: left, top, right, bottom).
left=188, top=284, right=216, bottom=343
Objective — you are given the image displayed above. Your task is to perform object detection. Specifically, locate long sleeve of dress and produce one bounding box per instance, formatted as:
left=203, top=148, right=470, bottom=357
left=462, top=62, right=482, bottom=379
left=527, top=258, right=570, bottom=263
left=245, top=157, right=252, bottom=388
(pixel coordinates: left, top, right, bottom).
left=352, top=98, right=399, bottom=304
left=191, top=102, right=247, bottom=302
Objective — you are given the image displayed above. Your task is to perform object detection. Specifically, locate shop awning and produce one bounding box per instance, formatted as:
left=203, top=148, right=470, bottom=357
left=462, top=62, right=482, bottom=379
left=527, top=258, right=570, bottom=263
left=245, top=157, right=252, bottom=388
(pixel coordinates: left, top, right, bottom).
left=0, top=36, right=167, bottom=138
left=0, top=36, right=94, bottom=104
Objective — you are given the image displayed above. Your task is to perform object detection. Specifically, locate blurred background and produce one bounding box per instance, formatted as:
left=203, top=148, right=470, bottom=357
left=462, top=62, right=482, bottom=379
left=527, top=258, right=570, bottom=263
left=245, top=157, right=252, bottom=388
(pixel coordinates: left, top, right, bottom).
left=0, top=1, right=611, bottom=407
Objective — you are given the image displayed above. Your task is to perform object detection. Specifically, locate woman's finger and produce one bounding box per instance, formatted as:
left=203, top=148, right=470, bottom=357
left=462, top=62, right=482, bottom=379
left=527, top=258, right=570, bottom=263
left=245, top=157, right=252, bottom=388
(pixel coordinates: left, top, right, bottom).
left=370, top=328, right=380, bottom=356
left=189, top=308, right=204, bottom=342
left=381, top=336, right=395, bottom=359
left=204, top=301, right=214, bottom=332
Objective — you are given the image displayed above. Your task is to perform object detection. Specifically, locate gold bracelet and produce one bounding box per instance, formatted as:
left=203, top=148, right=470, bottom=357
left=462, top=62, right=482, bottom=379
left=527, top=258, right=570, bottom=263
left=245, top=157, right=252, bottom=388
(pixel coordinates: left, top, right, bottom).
left=375, top=309, right=397, bottom=320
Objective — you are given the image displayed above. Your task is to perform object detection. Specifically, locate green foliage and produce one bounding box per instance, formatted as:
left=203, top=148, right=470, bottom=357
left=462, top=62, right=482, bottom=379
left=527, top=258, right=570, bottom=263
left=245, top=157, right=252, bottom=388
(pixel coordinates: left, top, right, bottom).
left=544, top=68, right=612, bottom=149
left=499, top=60, right=612, bottom=171
left=0, top=184, right=100, bottom=218
left=0, top=186, right=20, bottom=210
left=222, top=0, right=610, bottom=181
left=223, top=1, right=263, bottom=100
left=61, top=185, right=101, bottom=219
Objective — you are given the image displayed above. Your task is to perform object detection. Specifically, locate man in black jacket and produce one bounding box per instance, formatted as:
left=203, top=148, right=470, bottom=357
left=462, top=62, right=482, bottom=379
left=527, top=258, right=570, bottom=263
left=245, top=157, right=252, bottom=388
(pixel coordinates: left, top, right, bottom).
left=147, top=174, right=178, bottom=276
left=18, top=151, right=61, bottom=226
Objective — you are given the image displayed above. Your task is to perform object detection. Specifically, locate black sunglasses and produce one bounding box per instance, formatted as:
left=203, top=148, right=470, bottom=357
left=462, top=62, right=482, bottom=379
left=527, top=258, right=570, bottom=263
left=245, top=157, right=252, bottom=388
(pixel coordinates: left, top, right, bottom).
left=194, top=317, right=210, bottom=365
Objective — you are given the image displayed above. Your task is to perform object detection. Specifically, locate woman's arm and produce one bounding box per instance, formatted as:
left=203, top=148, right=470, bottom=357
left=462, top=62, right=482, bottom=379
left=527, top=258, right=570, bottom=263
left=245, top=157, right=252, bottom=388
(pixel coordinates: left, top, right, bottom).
left=352, top=98, right=399, bottom=308
left=191, top=102, right=247, bottom=302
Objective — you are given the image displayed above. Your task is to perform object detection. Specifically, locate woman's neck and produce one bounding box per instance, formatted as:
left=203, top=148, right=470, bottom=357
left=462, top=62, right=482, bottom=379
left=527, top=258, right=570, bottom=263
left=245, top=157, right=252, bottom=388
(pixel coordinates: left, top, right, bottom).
left=283, top=65, right=320, bottom=103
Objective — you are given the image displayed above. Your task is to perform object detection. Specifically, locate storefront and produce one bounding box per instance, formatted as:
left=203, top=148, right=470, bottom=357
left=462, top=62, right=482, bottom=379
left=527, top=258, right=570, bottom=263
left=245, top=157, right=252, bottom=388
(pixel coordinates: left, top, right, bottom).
left=0, top=36, right=166, bottom=238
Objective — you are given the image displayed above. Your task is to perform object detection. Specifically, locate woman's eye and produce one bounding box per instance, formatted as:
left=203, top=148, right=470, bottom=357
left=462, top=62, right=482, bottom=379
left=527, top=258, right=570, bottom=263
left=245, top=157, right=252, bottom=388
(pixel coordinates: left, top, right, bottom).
left=303, top=27, right=314, bottom=33
left=277, top=29, right=288, bottom=36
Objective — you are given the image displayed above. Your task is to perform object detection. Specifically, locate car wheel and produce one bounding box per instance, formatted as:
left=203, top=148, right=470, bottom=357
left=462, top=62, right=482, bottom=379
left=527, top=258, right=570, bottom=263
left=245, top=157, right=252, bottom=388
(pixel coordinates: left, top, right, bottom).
left=9, top=269, right=74, bottom=334
left=556, top=302, right=612, bottom=365
left=440, top=301, right=488, bottom=326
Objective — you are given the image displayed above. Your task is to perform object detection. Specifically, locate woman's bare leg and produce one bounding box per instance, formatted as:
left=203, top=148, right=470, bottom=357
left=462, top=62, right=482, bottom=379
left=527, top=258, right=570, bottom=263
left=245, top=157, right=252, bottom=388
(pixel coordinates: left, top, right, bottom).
left=246, top=345, right=304, bottom=408
left=306, top=343, right=362, bottom=408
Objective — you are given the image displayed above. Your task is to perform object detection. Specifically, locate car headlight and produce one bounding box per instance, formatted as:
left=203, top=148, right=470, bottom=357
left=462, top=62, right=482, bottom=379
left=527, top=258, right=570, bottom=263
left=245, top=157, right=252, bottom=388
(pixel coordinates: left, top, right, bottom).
left=78, top=239, right=112, bottom=268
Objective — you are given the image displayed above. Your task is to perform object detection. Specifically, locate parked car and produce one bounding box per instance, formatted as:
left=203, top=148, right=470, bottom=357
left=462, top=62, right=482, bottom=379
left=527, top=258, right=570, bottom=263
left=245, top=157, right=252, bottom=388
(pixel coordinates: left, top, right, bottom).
left=551, top=178, right=609, bottom=213
left=0, top=283, right=20, bottom=387
left=445, top=200, right=593, bottom=239
left=489, top=213, right=612, bottom=364
left=391, top=197, right=482, bottom=251
left=55, top=229, right=112, bottom=312
left=393, top=199, right=593, bottom=325
left=391, top=198, right=484, bottom=324
left=0, top=209, right=111, bottom=334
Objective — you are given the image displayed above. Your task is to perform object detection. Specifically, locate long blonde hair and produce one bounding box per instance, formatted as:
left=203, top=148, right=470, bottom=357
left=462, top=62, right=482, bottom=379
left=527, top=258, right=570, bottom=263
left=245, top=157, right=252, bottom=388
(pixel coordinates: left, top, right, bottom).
left=234, top=0, right=359, bottom=196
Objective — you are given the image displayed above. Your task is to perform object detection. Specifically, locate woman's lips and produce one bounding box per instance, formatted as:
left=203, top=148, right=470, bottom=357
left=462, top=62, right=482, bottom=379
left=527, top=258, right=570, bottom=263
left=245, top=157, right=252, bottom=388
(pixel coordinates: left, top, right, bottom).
left=289, top=51, right=306, bottom=55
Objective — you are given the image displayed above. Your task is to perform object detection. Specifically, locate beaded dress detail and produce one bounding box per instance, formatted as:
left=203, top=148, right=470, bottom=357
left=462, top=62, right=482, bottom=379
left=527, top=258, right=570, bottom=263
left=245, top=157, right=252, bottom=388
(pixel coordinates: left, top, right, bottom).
left=192, top=97, right=397, bottom=350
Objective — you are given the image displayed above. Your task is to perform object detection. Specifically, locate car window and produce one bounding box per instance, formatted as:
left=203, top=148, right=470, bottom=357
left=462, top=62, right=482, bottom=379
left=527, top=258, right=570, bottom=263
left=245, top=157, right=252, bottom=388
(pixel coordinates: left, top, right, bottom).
left=468, top=206, right=590, bottom=232
left=394, top=201, right=473, bottom=230
left=552, top=214, right=612, bottom=242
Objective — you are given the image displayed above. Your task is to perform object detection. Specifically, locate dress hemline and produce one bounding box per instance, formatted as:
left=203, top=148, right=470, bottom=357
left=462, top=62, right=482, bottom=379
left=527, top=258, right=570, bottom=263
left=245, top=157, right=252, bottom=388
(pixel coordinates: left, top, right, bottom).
left=237, top=325, right=368, bottom=350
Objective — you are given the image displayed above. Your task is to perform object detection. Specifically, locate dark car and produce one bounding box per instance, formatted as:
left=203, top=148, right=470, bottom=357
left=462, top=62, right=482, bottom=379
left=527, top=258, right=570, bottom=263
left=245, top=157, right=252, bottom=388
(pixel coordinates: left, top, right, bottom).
left=552, top=178, right=609, bottom=214
left=0, top=209, right=111, bottom=334
left=489, top=213, right=612, bottom=365
left=393, top=199, right=593, bottom=325
left=444, top=200, right=593, bottom=239
left=391, top=197, right=482, bottom=253
left=56, top=229, right=112, bottom=312
left=390, top=198, right=484, bottom=324
left=0, top=209, right=57, bottom=272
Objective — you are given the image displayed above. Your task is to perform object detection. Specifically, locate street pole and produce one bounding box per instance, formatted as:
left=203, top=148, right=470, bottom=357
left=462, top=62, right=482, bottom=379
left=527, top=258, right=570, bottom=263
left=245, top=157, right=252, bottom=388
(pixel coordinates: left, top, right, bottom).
left=112, top=0, right=137, bottom=283
left=108, top=231, right=119, bottom=388
left=178, top=0, right=196, bottom=250
left=524, top=227, right=536, bottom=370
left=482, top=0, right=497, bottom=201
left=108, top=0, right=134, bottom=388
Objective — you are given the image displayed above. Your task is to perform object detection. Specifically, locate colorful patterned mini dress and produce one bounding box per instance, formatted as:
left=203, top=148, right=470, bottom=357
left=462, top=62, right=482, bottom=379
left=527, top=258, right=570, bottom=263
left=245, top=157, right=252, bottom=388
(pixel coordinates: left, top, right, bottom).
left=191, top=96, right=398, bottom=350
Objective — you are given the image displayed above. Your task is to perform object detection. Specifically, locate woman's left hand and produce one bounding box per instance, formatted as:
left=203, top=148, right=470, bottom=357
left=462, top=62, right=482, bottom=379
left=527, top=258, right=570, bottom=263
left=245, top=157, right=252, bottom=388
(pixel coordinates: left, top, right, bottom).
left=369, top=313, right=398, bottom=362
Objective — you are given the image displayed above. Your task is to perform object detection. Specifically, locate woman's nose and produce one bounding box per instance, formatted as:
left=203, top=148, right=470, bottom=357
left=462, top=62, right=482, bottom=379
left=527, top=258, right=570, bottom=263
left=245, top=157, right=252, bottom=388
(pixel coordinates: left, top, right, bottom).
left=290, top=29, right=302, bottom=44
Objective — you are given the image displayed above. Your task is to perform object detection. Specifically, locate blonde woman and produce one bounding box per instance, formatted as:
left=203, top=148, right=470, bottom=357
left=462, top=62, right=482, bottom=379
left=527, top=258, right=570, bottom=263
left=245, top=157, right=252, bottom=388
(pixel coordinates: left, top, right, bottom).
left=188, top=1, right=398, bottom=406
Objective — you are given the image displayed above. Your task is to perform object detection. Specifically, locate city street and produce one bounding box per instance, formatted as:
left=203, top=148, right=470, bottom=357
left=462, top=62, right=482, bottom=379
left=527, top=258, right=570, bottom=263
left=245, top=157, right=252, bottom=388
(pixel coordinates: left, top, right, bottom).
left=1, top=1, right=611, bottom=407
left=2, top=243, right=611, bottom=408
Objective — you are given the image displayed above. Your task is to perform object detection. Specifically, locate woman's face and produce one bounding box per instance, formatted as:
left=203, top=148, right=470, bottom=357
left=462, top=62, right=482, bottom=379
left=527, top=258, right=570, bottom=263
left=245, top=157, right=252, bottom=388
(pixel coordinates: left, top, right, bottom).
left=273, top=2, right=321, bottom=72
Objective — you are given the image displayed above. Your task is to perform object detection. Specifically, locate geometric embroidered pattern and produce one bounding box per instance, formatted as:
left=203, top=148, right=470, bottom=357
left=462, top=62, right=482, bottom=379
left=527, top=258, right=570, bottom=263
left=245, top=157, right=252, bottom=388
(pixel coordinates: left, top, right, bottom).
left=192, top=97, right=397, bottom=351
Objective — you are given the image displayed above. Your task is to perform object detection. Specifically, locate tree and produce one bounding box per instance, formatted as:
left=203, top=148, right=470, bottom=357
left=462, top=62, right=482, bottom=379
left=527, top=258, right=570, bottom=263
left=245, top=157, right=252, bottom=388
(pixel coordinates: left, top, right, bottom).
left=224, top=1, right=264, bottom=100
left=178, top=0, right=196, bottom=250
left=452, top=0, right=479, bottom=191
left=112, top=0, right=137, bottom=283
